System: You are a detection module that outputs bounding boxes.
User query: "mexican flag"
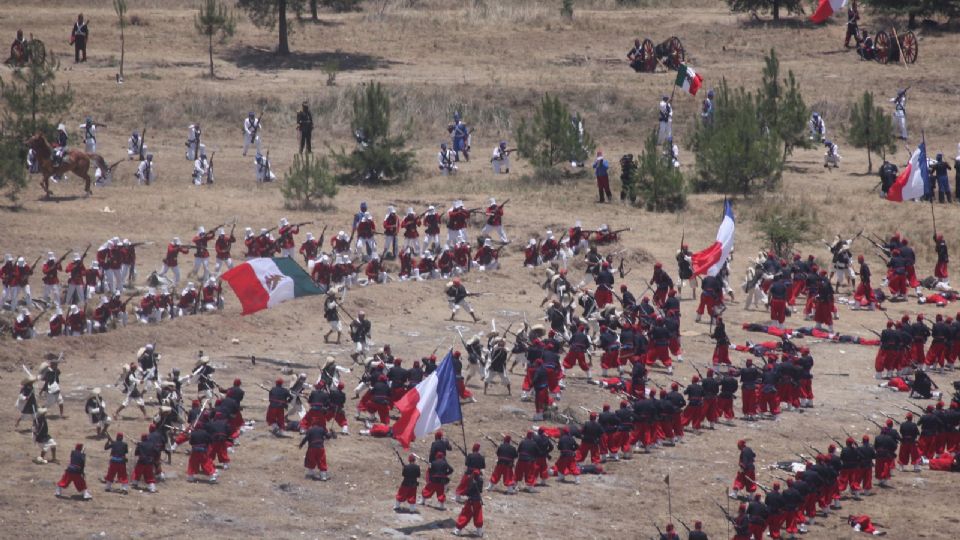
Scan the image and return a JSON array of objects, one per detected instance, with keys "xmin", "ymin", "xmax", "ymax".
[
  {"xmin": 675, "ymin": 64, "xmax": 703, "ymax": 96},
  {"xmin": 221, "ymin": 257, "xmax": 324, "ymax": 315}
]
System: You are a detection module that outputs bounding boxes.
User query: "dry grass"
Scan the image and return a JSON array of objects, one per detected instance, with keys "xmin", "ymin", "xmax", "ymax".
[{"xmin": 3, "ymin": 2, "xmax": 960, "ymax": 539}]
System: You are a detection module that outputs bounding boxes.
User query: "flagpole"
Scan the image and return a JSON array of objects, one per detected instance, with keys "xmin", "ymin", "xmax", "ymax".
[{"xmin": 666, "ymin": 467, "xmax": 673, "ymax": 525}]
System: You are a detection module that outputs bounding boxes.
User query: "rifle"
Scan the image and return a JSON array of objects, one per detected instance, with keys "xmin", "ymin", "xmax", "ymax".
[
  {"xmin": 139, "ymin": 126, "xmax": 147, "ymax": 161},
  {"xmin": 317, "ymin": 225, "xmax": 328, "ymax": 250},
  {"xmin": 860, "ymin": 324, "xmax": 882, "ymax": 338},
  {"xmin": 393, "ymin": 447, "xmax": 405, "ymax": 467},
  {"xmin": 294, "ymin": 221, "xmax": 314, "ymax": 228},
  {"xmin": 451, "ymin": 439, "xmax": 468, "ymax": 457},
  {"xmin": 861, "ymin": 414, "xmax": 883, "ymax": 430},
  {"xmin": 55, "ymin": 248, "xmax": 72, "ymax": 266},
  {"xmin": 653, "ymin": 523, "xmax": 663, "ymax": 538},
  {"xmin": 879, "ymin": 411, "xmax": 900, "ymax": 425},
  {"xmin": 206, "ymin": 151, "xmax": 216, "ymax": 184},
  {"xmin": 29, "ymin": 255, "xmax": 42, "ymax": 272},
  {"xmin": 229, "ymin": 220, "xmax": 237, "ymax": 239},
  {"xmin": 79, "ymin": 243, "xmax": 92, "ymax": 261},
  {"xmin": 677, "ymin": 519, "xmax": 692, "ymax": 533},
  {"xmin": 335, "ymin": 300, "xmax": 355, "ymax": 321},
  {"xmin": 690, "ymin": 361, "xmax": 703, "ymax": 378},
  {"xmin": 715, "ymin": 501, "xmax": 737, "ymax": 525},
  {"xmin": 480, "ymin": 432, "xmax": 499, "ymax": 448},
  {"xmin": 263, "ymin": 150, "xmax": 271, "ymax": 181},
  {"xmin": 611, "ymin": 228, "xmax": 631, "ymax": 235}
]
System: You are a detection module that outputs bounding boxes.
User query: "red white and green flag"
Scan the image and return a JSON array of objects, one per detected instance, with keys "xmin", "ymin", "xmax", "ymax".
[
  {"xmin": 675, "ymin": 64, "xmax": 703, "ymax": 96},
  {"xmin": 221, "ymin": 257, "xmax": 324, "ymax": 315}
]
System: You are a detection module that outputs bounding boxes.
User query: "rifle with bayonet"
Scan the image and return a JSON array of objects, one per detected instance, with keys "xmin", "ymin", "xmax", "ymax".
[{"xmin": 139, "ymin": 126, "xmax": 147, "ymax": 161}]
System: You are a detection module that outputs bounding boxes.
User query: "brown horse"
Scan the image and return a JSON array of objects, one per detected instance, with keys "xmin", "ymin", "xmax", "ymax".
[{"xmin": 25, "ymin": 133, "xmax": 107, "ymax": 198}]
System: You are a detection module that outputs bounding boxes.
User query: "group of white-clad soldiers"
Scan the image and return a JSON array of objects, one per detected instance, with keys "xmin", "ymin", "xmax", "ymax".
[{"xmin": 18, "ymin": 345, "xmax": 269, "ymax": 499}]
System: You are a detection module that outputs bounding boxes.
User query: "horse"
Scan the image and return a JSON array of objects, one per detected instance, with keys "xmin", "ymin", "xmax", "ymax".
[{"xmin": 24, "ymin": 132, "xmax": 107, "ymax": 198}]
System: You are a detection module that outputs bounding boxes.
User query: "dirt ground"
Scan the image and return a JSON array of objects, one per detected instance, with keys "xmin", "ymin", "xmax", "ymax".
[{"xmin": 2, "ymin": 1, "xmax": 960, "ymax": 538}]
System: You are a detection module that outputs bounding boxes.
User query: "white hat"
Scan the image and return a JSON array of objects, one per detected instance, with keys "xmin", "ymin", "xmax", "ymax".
[
  {"xmin": 92, "ymin": 387, "xmax": 101, "ymax": 395},
  {"xmin": 47, "ymin": 251, "xmax": 55, "ymax": 259},
  {"xmin": 91, "ymin": 261, "xmax": 99, "ymax": 268},
  {"xmin": 260, "ymin": 228, "xmax": 268, "ymax": 235},
  {"xmin": 484, "ymin": 239, "xmax": 492, "ymax": 247},
  {"xmin": 100, "ymin": 296, "xmax": 109, "ymax": 305},
  {"xmin": 489, "ymin": 197, "xmax": 496, "ymax": 205},
  {"xmin": 280, "ymin": 217, "xmax": 289, "ymax": 226},
  {"xmin": 546, "ymin": 230, "xmax": 554, "ymax": 239},
  {"xmin": 69, "ymin": 304, "xmax": 79, "ymax": 314},
  {"xmin": 575, "ymin": 220, "xmax": 582, "ymax": 227},
  {"xmin": 528, "ymin": 239, "xmax": 536, "ymax": 246},
  {"xmin": 218, "ymin": 228, "xmax": 225, "ymax": 236},
  {"xmin": 17, "ymin": 257, "xmax": 25, "ymax": 265},
  {"xmin": 428, "ymin": 205, "xmax": 436, "ymax": 212},
  {"xmin": 198, "ymin": 226, "xmax": 205, "ymax": 234},
  {"xmin": 387, "ymin": 205, "xmax": 396, "ymax": 213},
  {"xmin": 407, "ymin": 207, "xmax": 414, "ymax": 215},
  {"xmin": 306, "ymin": 232, "xmax": 314, "ymax": 240},
  {"xmin": 173, "ymin": 237, "xmax": 181, "ymax": 245},
  {"xmin": 147, "ymin": 287, "xmax": 156, "ymax": 295},
  {"xmin": 338, "ymin": 230, "xmax": 346, "ymax": 237}
]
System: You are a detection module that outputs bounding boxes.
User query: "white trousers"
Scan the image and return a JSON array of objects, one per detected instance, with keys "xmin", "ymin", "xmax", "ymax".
[{"xmin": 481, "ymin": 224, "xmax": 508, "ymax": 243}]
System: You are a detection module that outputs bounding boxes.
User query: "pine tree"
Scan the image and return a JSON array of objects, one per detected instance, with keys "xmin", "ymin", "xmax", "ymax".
[
  {"xmin": 515, "ymin": 94, "xmax": 594, "ymax": 176},
  {"xmin": 236, "ymin": 0, "xmax": 297, "ymax": 55},
  {"xmin": 846, "ymin": 91, "xmax": 896, "ymax": 173},
  {"xmin": 634, "ymin": 131, "xmax": 687, "ymax": 212},
  {"xmin": 114, "ymin": 0, "xmax": 127, "ymax": 80},
  {"xmin": 0, "ymin": 50, "xmax": 73, "ymax": 198},
  {"xmin": 689, "ymin": 80, "xmax": 783, "ymax": 196},
  {"xmin": 282, "ymin": 153, "xmax": 337, "ymax": 208},
  {"xmin": 332, "ymin": 82, "xmax": 414, "ymax": 185},
  {"xmin": 757, "ymin": 49, "xmax": 809, "ymax": 159},
  {"xmin": 196, "ymin": 0, "xmax": 236, "ymax": 78},
  {"xmin": 726, "ymin": 0, "xmax": 805, "ymax": 21}
]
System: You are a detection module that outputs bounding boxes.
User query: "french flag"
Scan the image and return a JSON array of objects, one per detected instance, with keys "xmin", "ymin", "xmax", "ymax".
[
  {"xmin": 392, "ymin": 350, "xmax": 463, "ymax": 449},
  {"xmin": 810, "ymin": 0, "xmax": 847, "ymax": 24},
  {"xmin": 887, "ymin": 142, "xmax": 929, "ymax": 202},
  {"xmin": 691, "ymin": 199, "xmax": 735, "ymax": 277}
]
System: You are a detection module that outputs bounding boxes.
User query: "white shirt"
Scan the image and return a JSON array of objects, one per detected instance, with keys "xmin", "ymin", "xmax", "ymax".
[
  {"xmin": 244, "ymin": 117, "xmax": 261, "ymax": 136},
  {"xmin": 79, "ymin": 123, "xmax": 97, "ymax": 142}
]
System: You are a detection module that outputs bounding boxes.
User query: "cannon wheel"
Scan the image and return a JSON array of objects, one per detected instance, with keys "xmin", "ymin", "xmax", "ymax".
[
  {"xmin": 640, "ymin": 38, "xmax": 656, "ymax": 72},
  {"xmin": 874, "ymin": 31, "xmax": 890, "ymax": 64},
  {"xmin": 900, "ymin": 30, "xmax": 918, "ymax": 64},
  {"xmin": 666, "ymin": 36, "xmax": 684, "ymax": 69},
  {"xmin": 26, "ymin": 38, "xmax": 46, "ymax": 65}
]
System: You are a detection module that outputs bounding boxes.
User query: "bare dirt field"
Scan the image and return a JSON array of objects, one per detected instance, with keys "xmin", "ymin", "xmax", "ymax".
[{"xmin": 2, "ymin": 1, "xmax": 960, "ymax": 538}]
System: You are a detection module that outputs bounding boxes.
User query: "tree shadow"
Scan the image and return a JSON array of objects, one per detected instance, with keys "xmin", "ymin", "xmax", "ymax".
[{"xmin": 223, "ymin": 46, "xmax": 394, "ymax": 72}]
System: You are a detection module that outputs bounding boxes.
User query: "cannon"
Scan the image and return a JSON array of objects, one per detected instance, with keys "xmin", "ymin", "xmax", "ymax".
[
  {"xmin": 628, "ymin": 36, "xmax": 685, "ymax": 73},
  {"xmin": 874, "ymin": 29, "xmax": 917, "ymax": 65}
]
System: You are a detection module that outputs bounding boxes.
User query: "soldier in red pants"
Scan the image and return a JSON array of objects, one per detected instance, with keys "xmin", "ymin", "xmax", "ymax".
[
  {"xmin": 104, "ymin": 432, "xmax": 129, "ymax": 493},
  {"xmin": 730, "ymin": 439, "xmax": 757, "ymax": 499},
  {"xmin": 453, "ymin": 470, "xmax": 484, "ymax": 537},
  {"xmin": 395, "ymin": 454, "xmax": 420, "ymax": 512},
  {"xmin": 55, "ymin": 443, "xmax": 92, "ymax": 499},
  {"xmin": 488, "ymin": 435, "xmax": 517, "ymax": 493},
  {"xmin": 186, "ymin": 426, "xmax": 217, "ymax": 483},
  {"xmin": 300, "ymin": 423, "xmax": 330, "ymax": 481}
]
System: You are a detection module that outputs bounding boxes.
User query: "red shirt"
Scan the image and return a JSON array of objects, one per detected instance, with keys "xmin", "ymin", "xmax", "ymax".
[
  {"xmin": 215, "ymin": 235, "xmax": 236, "ymax": 259},
  {"xmin": 357, "ymin": 220, "xmax": 375, "ymax": 239},
  {"xmin": 65, "ymin": 261, "xmax": 86, "ymax": 285},
  {"xmin": 299, "ymin": 240, "xmax": 319, "ymax": 260},
  {"xmin": 485, "ymin": 205, "xmax": 503, "ymax": 226},
  {"xmin": 278, "ymin": 225, "xmax": 299, "ymax": 249},
  {"xmin": 42, "ymin": 260, "xmax": 62, "ymax": 285},
  {"xmin": 192, "ymin": 232, "xmax": 216, "ymax": 258},
  {"xmin": 383, "ymin": 214, "xmax": 399, "ymax": 235},
  {"xmin": 401, "ymin": 215, "xmax": 421, "ymax": 238},
  {"xmin": 164, "ymin": 244, "xmax": 189, "ymax": 267}
]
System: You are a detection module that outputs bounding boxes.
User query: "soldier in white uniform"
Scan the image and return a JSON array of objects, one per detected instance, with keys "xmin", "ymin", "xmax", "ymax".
[
  {"xmin": 255, "ymin": 153, "xmax": 276, "ymax": 183},
  {"xmin": 491, "ymin": 141, "xmax": 510, "ymax": 174},
  {"xmin": 135, "ymin": 153, "xmax": 157, "ymax": 185},
  {"xmin": 127, "ymin": 131, "xmax": 145, "ymax": 159},
  {"xmin": 658, "ymin": 96, "xmax": 673, "ymax": 144},
  {"xmin": 809, "ymin": 112, "xmax": 826, "ymax": 142},
  {"xmin": 193, "ymin": 147, "xmax": 212, "ymax": 185},
  {"xmin": 185, "ymin": 124, "xmax": 201, "ymax": 160},
  {"xmin": 242, "ymin": 111, "xmax": 263, "ymax": 157},
  {"xmin": 79, "ymin": 117, "xmax": 97, "ymax": 153}
]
